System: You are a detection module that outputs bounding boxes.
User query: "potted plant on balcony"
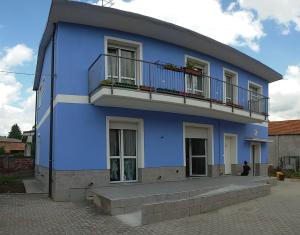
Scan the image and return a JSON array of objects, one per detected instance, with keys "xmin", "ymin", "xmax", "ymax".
[
  {"xmin": 157, "ymin": 88, "xmax": 180, "ymax": 95},
  {"xmin": 140, "ymin": 85, "xmax": 155, "ymax": 92},
  {"xmin": 184, "ymin": 61, "xmax": 202, "ymax": 76},
  {"xmin": 114, "ymin": 82, "xmax": 138, "ymax": 90},
  {"xmin": 100, "ymin": 79, "xmax": 112, "ymax": 86},
  {"xmin": 163, "ymin": 63, "xmax": 183, "ymax": 73}
]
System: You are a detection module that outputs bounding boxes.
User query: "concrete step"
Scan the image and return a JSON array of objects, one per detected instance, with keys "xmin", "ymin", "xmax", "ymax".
[
  {"xmin": 141, "ymin": 183, "xmax": 271, "ymax": 225},
  {"xmin": 87, "ymin": 177, "xmax": 276, "ymax": 216}
]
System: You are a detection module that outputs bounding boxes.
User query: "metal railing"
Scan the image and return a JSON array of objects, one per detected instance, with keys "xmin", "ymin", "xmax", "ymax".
[{"xmin": 88, "ymin": 54, "xmax": 269, "ymax": 118}]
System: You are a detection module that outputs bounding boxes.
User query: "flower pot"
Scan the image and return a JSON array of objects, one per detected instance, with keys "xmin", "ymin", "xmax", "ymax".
[
  {"xmin": 184, "ymin": 67, "xmax": 202, "ymax": 76},
  {"xmin": 140, "ymin": 85, "xmax": 155, "ymax": 92},
  {"xmin": 163, "ymin": 64, "xmax": 183, "ymax": 73}
]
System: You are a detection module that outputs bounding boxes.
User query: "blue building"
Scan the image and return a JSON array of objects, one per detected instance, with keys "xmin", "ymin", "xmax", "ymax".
[{"xmin": 34, "ymin": 0, "xmax": 282, "ymax": 201}]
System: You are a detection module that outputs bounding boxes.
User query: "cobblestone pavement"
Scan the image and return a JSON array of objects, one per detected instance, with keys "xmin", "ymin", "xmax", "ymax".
[{"xmin": 1, "ymin": 180, "xmax": 300, "ymax": 235}]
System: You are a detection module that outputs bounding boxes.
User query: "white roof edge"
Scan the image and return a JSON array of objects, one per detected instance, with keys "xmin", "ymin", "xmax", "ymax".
[{"xmin": 33, "ymin": 0, "xmax": 283, "ymax": 90}]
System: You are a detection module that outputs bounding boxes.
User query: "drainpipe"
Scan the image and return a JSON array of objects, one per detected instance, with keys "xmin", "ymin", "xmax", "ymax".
[
  {"xmin": 34, "ymin": 91, "xmax": 37, "ymax": 168},
  {"xmin": 49, "ymin": 23, "xmax": 56, "ymax": 198},
  {"xmin": 219, "ymin": 120, "xmax": 221, "ymax": 175}
]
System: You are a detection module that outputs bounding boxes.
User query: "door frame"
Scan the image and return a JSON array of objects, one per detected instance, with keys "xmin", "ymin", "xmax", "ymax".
[
  {"xmin": 188, "ymin": 138, "xmax": 208, "ymax": 176},
  {"xmin": 106, "ymin": 116, "xmax": 144, "ymax": 183},
  {"xmin": 223, "ymin": 133, "xmax": 238, "ymax": 175},
  {"xmin": 183, "ymin": 122, "xmax": 214, "ymax": 177},
  {"xmin": 250, "ymin": 142, "xmax": 261, "ymax": 176}
]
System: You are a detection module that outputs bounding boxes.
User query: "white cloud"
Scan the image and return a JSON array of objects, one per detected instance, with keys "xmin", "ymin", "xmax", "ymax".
[
  {"xmin": 92, "ymin": 0, "xmax": 265, "ymax": 52},
  {"xmin": 269, "ymin": 65, "xmax": 300, "ymax": 121},
  {"xmin": 239, "ymin": 0, "xmax": 300, "ymax": 34},
  {"xmin": 0, "ymin": 44, "xmax": 35, "ymax": 136}
]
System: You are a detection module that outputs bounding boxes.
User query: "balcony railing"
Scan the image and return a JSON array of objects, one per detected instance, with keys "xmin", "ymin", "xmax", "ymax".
[{"xmin": 88, "ymin": 54, "xmax": 269, "ymax": 119}]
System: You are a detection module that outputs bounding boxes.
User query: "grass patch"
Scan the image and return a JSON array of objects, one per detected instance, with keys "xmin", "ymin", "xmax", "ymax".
[{"xmin": 0, "ymin": 176, "xmax": 25, "ymax": 193}]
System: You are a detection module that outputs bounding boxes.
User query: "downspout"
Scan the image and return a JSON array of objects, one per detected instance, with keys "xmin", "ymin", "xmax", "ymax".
[
  {"xmin": 218, "ymin": 120, "xmax": 221, "ymax": 175},
  {"xmin": 49, "ymin": 23, "xmax": 56, "ymax": 198},
  {"xmin": 34, "ymin": 91, "xmax": 37, "ymax": 168}
]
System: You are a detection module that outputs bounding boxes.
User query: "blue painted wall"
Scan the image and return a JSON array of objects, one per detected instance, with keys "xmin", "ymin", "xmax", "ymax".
[
  {"xmin": 52, "ymin": 103, "xmax": 267, "ymax": 170},
  {"xmin": 36, "ymin": 22, "xmax": 269, "ymax": 170},
  {"xmin": 55, "ymin": 23, "xmax": 268, "ymax": 97}
]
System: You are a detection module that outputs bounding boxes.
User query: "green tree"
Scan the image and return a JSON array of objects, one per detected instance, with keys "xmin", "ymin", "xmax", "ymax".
[{"xmin": 8, "ymin": 124, "xmax": 22, "ymax": 140}]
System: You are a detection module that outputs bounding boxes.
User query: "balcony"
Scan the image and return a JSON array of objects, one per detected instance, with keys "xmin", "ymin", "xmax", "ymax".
[{"xmin": 88, "ymin": 54, "xmax": 268, "ymax": 123}]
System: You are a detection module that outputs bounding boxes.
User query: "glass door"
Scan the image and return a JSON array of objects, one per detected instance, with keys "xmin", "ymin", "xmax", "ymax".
[
  {"xmin": 189, "ymin": 138, "xmax": 207, "ymax": 176},
  {"xmin": 109, "ymin": 128, "xmax": 137, "ymax": 182},
  {"xmin": 249, "ymin": 85, "xmax": 260, "ymax": 113},
  {"xmin": 107, "ymin": 47, "xmax": 136, "ymax": 85},
  {"xmin": 186, "ymin": 69, "xmax": 204, "ymax": 95}
]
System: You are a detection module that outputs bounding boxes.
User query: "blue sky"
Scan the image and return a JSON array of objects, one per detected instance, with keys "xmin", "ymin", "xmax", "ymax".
[{"xmin": 0, "ymin": 0, "xmax": 300, "ymax": 135}]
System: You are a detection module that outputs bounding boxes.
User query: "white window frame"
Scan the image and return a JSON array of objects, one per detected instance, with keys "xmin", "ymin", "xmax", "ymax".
[
  {"xmin": 184, "ymin": 55, "xmax": 210, "ymax": 98},
  {"xmin": 248, "ymin": 81, "xmax": 263, "ymax": 113},
  {"xmin": 104, "ymin": 36, "xmax": 143, "ymax": 86},
  {"xmin": 106, "ymin": 116, "xmax": 144, "ymax": 183},
  {"xmin": 223, "ymin": 68, "xmax": 238, "ymax": 104}
]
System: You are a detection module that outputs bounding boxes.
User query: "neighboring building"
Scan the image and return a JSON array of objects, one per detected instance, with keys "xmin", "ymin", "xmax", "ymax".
[
  {"xmin": 0, "ymin": 137, "xmax": 25, "ymax": 155},
  {"xmin": 34, "ymin": 0, "xmax": 282, "ymax": 201},
  {"xmin": 23, "ymin": 130, "xmax": 35, "ymax": 157},
  {"xmin": 269, "ymin": 120, "xmax": 300, "ymax": 170}
]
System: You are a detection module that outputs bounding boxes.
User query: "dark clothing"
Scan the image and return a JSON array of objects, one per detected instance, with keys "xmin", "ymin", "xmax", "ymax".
[{"xmin": 241, "ymin": 165, "xmax": 251, "ymax": 176}]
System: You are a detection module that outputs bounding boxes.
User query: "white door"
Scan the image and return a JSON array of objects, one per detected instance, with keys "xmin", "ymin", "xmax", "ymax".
[
  {"xmin": 189, "ymin": 138, "xmax": 207, "ymax": 176},
  {"xmin": 224, "ymin": 135, "xmax": 237, "ymax": 175},
  {"xmin": 109, "ymin": 128, "xmax": 137, "ymax": 182},
  {"xmin": 250, "ymin": 143, "xmax": 261, "ymax": 176}
]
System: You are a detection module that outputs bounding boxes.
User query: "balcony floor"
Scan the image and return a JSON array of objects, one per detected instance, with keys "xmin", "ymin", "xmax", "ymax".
[{"xmin": 90, "ymin": 86, "xmax": 267, "ymax": 124}]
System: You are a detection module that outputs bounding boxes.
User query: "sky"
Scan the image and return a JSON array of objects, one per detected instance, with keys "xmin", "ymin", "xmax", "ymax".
[{"xmin": 1, "ymin": 0, "xmax": 300, "ymax": 136}]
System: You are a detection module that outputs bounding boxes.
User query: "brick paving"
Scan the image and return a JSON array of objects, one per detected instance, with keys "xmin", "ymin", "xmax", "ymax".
[{"xmin": 1, "ymin": 180, "xmax": 300, "ymax": 235}]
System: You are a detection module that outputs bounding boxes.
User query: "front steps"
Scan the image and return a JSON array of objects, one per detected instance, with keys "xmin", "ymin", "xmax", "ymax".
[{"xmin": 87, "ymin": 177, "xmax": 276, "ymax": 225}]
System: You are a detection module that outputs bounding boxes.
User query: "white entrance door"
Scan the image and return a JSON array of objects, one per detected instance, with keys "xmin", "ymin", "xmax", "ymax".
[
  {"xmin": 250, "ymin": 143, "xmax": 261, "ymax": 176},
  {"xmin": 224, "ymin": 135, "xmax": 237, "ymax": 175},
  {"xmin": 109, "ymin": 128, "xmax": 137, "ymax": 182},
  {"xmin": 189, "ymin": 138, "xmax": 207, "ymax": 176}
]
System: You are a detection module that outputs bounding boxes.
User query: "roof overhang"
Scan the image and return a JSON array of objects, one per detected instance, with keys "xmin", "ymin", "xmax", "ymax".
[
  {"xmin": 33, "ymin": 0, "xmax": 283, "ymax": 90},
  {"xmin": 245, "ymin": 138, "xmax": 272, "ymax": 143}
]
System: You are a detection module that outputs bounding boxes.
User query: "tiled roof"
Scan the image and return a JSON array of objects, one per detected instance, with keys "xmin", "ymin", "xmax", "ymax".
[
  {"xmin": 0, "ymin": 137, "xmax": 22, "ymax": 143},
  {"xmin": 269, "ymin": 120, "xmax": 300, "ymax": 136}
]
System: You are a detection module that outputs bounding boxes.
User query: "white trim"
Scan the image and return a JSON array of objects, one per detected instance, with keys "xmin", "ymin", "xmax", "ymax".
[
  {"xmin": 224, "ymin": 133, "xmax": 238, "ymax": 174},
  {"xmin": 223, "ymin": 68, "xmax": 239, "ymax": 104},
  {"xmin": 36, "ymin": 94, "xmax": 90, "ymax": 129},
  {"xmin": 104, "ymin": 36, "xmax": 143, "ymax": 85},
  {"xmin": 54, "ymin": 94, "xmax": 89, "ymax": 105},
  {"xmin": 36, "ymin": 107, "xmax": 50, "ymax": 129},
  {"xmin": 251, "ymin": 122, "xmax": 268, "ymax": 127},
  {"xmin": 184, "ymin": 55, "xmax": 211, "ymax": 98},
  {"xmin": 183, "ymin": 122, "xmax": 214, "ymax": 173},
  {"xmin": 106, "ymin": 116, "xmax": 144, "ymax": 171},
  {"xmin": 92, "ymin": 87, "xmax": 267, "ymax": 123}
]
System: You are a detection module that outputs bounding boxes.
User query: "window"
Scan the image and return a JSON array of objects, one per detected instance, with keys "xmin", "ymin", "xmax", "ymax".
[
  {"xmin": 249, "ymin": 82, "xmax": 262, "ymax": 113},
  {"xmin": 225, "ymin": 73, "xmax": 233, "ymax": 103},
  {"xmin": 223, "ymin": 69, "xmax": 238, "ymax": 104},
  {"xmin": 185, "ymin": 57, "xmax": 209, "ymax": 97},
  {"xmin": 106, "ymin": 38, "xmax": 141, "ymax": 85},
  {"xmin": 37, "ymin": 80, "xmax": 44, "ymax": 108}
]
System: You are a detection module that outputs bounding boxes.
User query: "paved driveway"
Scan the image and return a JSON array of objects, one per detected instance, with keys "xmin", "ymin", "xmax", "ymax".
[{"xmin": 1, "ymin": 179, "xmax": 300, "ymax": 235}]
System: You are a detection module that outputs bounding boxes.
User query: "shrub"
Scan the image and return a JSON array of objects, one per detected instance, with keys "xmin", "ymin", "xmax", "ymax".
[{"xmin": 0, "ymin": 147, "xmax": 5, "ymax": 156}]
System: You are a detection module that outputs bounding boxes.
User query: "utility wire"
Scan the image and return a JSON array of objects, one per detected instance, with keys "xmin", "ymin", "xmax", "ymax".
[{"xmin": 0, "ymin": 70, "xmax": 50, "ymax": 77}]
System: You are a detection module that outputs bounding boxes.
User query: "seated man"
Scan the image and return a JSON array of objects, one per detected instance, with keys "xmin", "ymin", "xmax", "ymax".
[{"xmin": 241, "ymin": 161, "xmax": 251, "ymax": 176}]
